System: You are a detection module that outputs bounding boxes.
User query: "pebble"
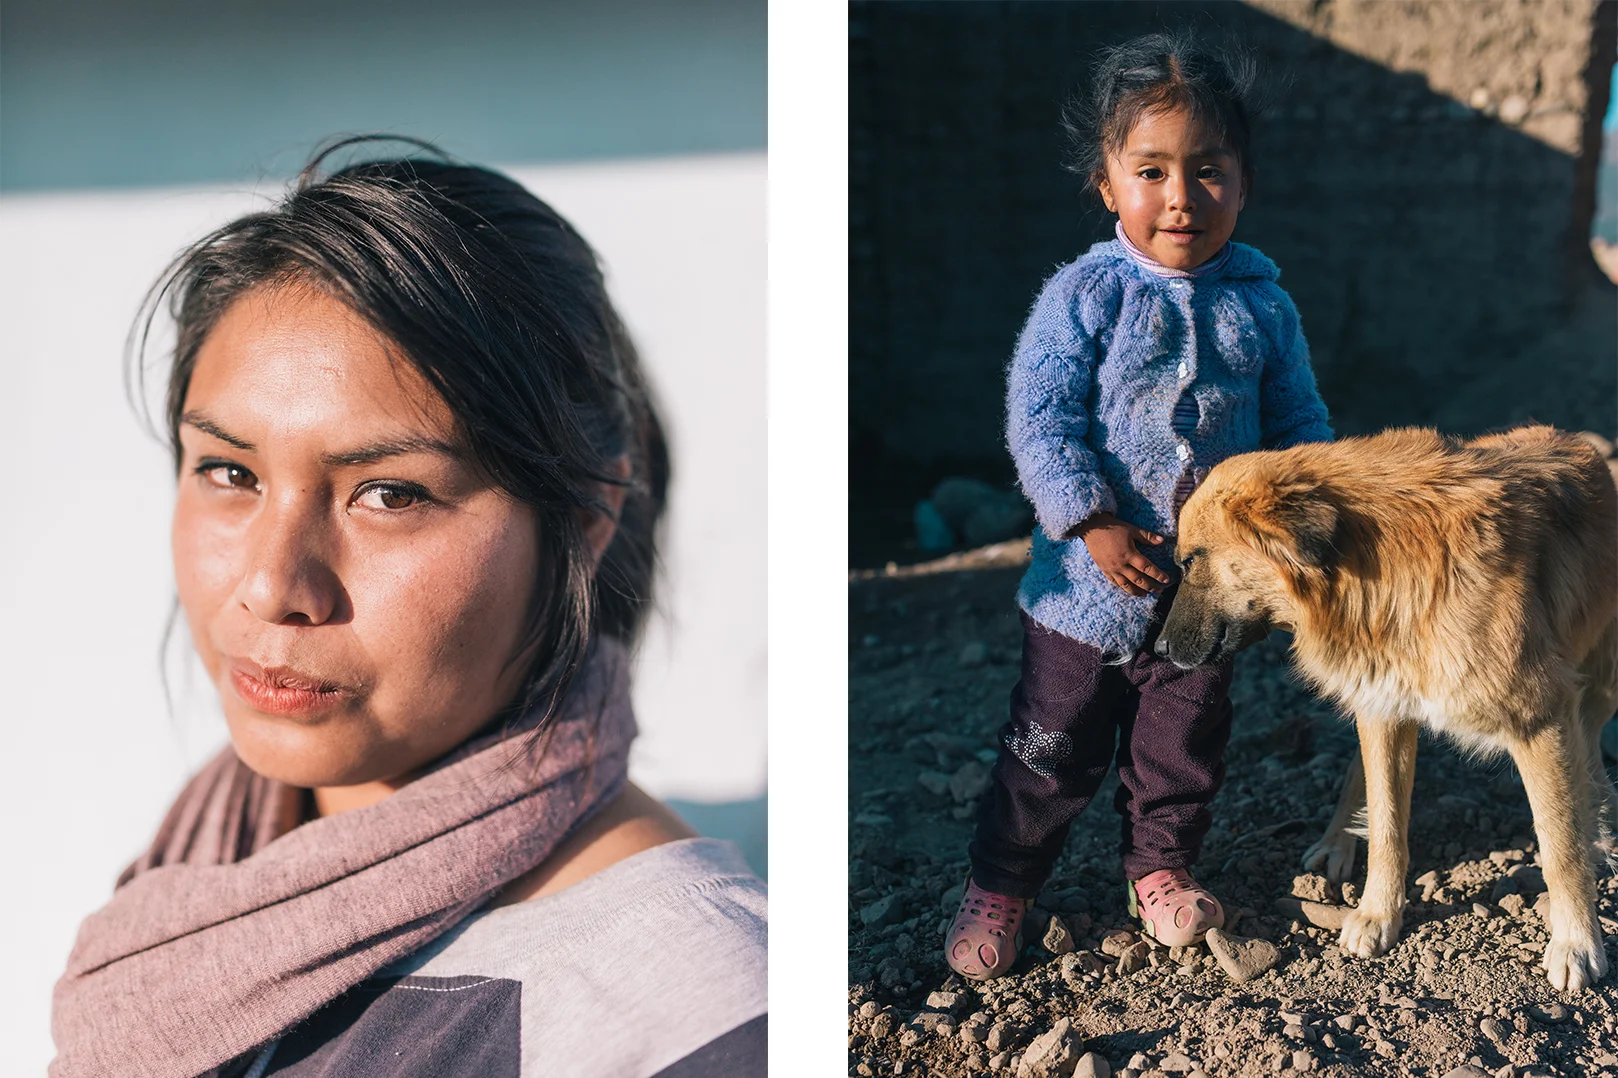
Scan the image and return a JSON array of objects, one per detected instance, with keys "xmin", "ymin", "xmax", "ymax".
[
  {"xmin": 950, "ymin": 760, "xmax": 992, "ymax": 803},
  {"xmin": 1073, "ymin": 1052, "xmax": 1111, "ymax": 1078},
  {"xmin": 1497, "ymin": 893, "xmax": 1525, "ymax": 917},
  {"xmin": 959, "ymin": 641, "xmax": 990, "ymax": 667},
  {"xmin": 1291, "ymin": 1050, "xmax": 1316, "ymax": 1073},
  {"xmin": 941, "ymin": 882, "xmax": 966, "ymax": 912},
  {"xmin": 916, "ymin": 771, "xmax": 952, "ymax": 797},
  {"xmin": 1274, "ymin": 897, "xmax": 1348, "ymax": 930},
  {"xmin": 1472, "ymin": 902, "xmax": 1493, "ymax": 918},
  {"xmin": 1331, "ymin": 1014, "xmax": 1356, "ymax": 1031},
  {"xmin": 1101, "ymin": 930, "xmax": 1138, "ymax": 957},
  {"xmin": 925, "ymin": 990, "xmax": 966, "ymax": 1013},
  {"xmin": 1531, "ymin": 1002, "xmax": 1569, "ymax": 1024},
  {"xmin": 1498, "ymin": 94, "xmax": 1530, "ymax": 124},
  {"xmin": 961, "ymin": 1021, "xmax": 990, "ymax": 1044},
  {"xmin": 1479, "ymin": 1017, "xmax": 1504, "ymax": 1042},
  {"xmin": 861, "ymin": 894, "xmax": 904, "ymax": 928},
  {"xmin": 1439, "ymin": 1067, "xmax": 1490, "ymax": 1078},
  {"xmin": 858, "ymin": 1000, "xmax": 880, "ymax": 1019},
  {"xmin": 1206, "ymin": 927, "xmax": 1282, "ymax": 984},
  {"xmin": 987, "ymin": 1021, "xmax": 1019, "ymax": 1052},
  {"xmin": 1117, "ymin": 940, "xmax": 1150, "ymax": 974},
  {"xmin": 1160, "ymin": 1051, "xmax": 1195, "ymax": 1072},
  {"xmin": 870, "ymin": 1010, "xmax": 897, "ymax": 1039},
  {"xmin": 1127, "ymin": 1054, "xmax": 1150, "ymax": 1071},
  {"xmin": 1016, "ymin": 1018, "xmax": 1079, "ymax": 1078},
  {"xmin": 1043, "ymin": 914, "xmax": 1076, "ymax": 955}
]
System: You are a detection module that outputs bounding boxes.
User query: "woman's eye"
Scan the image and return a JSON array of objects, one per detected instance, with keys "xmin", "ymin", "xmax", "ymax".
[
  {"xmin": 197, "ymin": 461, "xmax": 258, "ymax": 491},
  {"xmin": 1139, "ymin": 167, "xmax": 1163, "ymax": 180},
  {"xmin": 1198, "ymin": 166, "xmax": 1223, "ymax": 179},
  {"xmin": 355, "ymin": 484, "xmax": 426, "ymax": 511}
]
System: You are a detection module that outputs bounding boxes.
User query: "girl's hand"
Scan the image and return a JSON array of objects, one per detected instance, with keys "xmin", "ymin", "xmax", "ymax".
[{"xmin": 1070, "ymin": 512, "xmax": 1171, "ymax": 596}]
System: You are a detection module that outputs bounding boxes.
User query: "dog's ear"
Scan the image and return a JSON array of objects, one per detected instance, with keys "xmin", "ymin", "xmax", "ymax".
[{"xmin": 1223, "ymin": 476, "xmax": 1339, "ymax": 574}]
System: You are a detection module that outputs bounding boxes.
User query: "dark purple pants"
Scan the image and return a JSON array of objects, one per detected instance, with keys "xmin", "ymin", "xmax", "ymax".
[{"xmin": 969, "ymin": 587, "xmax": 1234, "ymax": 897}]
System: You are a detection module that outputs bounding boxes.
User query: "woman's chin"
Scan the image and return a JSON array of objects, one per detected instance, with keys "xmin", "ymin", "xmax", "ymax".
[{"xmin": 222, "ymin": 705, "xmax": 389, "ymax": 789}]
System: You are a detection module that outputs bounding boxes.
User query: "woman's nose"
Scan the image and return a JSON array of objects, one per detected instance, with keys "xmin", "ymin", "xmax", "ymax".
[{"xmin": 233, "ymin": 494, "xmax": 341, "ymax": 626}]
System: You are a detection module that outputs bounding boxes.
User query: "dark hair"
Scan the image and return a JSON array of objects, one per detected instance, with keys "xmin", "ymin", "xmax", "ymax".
[
  {"xmin": 131, "ymin": 134, "xmax": 669, "ymax": 732},
  {"xmin": 1064, "ymin": 30, "xmax": 1262, "ymax": 194}
]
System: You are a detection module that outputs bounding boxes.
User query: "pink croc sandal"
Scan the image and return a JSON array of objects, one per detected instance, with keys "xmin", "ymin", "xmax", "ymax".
[
  {"xmin": 944, "ymin": 878, "xmax": 1029, "ymax": 981},
  {"xmin": 1129, "ymin": 868, "xmax": 1225, "ymax": 947}
]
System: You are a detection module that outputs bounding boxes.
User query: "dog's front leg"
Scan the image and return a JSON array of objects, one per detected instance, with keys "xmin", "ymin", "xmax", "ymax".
[
  {"xmin": 1304, "ymin": 750, "xmax": 1364, "ymax": 882},
  {"xmin": 1510, "ymin": 719, "xmax": 1608, "ymax": 992},
  {"xmin": 1339, "ymin": 717, "xmax": 1416, "ymax": 959}
]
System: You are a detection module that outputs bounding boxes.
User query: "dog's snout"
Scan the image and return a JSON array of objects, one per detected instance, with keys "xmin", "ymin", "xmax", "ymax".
[{"xmin": 1153, "ymin": 635, "xmax": 1170, "ymax": 658}]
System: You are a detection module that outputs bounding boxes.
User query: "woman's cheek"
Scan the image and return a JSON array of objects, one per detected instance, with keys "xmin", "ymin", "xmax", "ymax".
[{"xmin": 172, "ymin": 495, "xmax": 246, "ymax": 676}]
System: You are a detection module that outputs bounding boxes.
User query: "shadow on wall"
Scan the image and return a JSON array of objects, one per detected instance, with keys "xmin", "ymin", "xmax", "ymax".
[
  {"xmin": 667, "ymin": 796, "xmax": 768, "ymax": 879},
  {"xmin": 849, "ymin": 0, "xmax": 1618, "ymax": 567}
]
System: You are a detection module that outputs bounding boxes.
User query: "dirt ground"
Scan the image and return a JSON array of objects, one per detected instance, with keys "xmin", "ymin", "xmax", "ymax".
[{"xmin": 847, "ymin": 559, "xmax": 1618, "ymax": 1078}]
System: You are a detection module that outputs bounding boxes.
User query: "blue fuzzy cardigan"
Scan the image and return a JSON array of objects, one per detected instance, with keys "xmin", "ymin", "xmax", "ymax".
[{"xmin": 1007, "ymin": 239, "xmax": 1333, "ymax": 657}]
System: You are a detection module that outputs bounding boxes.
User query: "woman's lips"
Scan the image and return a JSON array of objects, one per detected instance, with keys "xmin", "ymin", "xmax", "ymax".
[{"xmin": 228, "ymin": 660, "xmax": 350, "ymax": 718}]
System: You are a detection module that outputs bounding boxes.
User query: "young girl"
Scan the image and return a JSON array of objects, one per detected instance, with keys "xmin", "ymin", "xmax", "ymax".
[{"xmin": 946, "ymin": 33, "xmax": 1333, "ymax": 980}]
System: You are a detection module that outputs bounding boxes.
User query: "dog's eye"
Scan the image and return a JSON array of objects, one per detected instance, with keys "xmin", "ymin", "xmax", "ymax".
[{"xmin": 1180, "ymin": 553, "xmax": 1195, "ymax": 573}]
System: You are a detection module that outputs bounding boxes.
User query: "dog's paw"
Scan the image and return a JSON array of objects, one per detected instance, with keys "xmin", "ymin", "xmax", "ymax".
[
  {"xmin": 1543, "ymin": 932, "xmax": 1608, "ymax": 992},
  {"xmin": 1303, "ymin": 832, "xmax": 1358, "ymax": 883},
  {"xmin": 1339, "ymin": 906, "xmax": 1402, "ymax": 958}
]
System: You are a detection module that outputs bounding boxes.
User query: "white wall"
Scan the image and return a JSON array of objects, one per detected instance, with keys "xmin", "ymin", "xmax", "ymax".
[{"xmin": 0, "ymin": 150, "xmax": 764, "ymax": 1073}]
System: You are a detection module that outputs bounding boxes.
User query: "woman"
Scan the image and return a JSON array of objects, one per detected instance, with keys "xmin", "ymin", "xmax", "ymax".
[{"xmin": 49, "ymin": 138, "xmax": 767, "ymax": 1078}]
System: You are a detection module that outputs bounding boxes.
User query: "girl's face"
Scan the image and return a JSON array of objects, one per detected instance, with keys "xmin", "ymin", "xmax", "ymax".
[
  {"xmin": 1097, "ymin": 105, "xmax": 1246, "ymax": 271},
  {"xmin": 172, "ymin": 283, "xmax": 540, "ymax": 805}
]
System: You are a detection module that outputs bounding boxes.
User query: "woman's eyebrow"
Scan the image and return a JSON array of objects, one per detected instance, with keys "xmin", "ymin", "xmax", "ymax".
[{"xmin": 181, "ymin": 410, "xmax": 462, "ymax": 466}]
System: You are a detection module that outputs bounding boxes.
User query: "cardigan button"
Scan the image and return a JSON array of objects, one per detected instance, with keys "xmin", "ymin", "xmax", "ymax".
[
  {"xmin": 1176, "ymin": 443, "xmax": 1191, "ymax": 461},
  {"xmin": 1177, "ymin": 362, "xmax": 1189, "ymax": 379}
]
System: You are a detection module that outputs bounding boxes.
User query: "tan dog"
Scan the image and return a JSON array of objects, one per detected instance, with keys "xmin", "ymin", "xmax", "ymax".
[{"xmin": 1157, "ymin": 426, "xmax": 1618, "ymax": 991}]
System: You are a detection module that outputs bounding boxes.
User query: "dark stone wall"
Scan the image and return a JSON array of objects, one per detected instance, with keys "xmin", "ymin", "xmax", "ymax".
[{"xmin": 849, "ymin": 0, "xmax": 1616, "ymax": 561}]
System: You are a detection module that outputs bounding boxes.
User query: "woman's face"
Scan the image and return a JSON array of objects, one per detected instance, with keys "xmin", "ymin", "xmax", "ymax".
[{"xmin": 172, "ymin": 282, "xmax": 540, "ymax": 795}]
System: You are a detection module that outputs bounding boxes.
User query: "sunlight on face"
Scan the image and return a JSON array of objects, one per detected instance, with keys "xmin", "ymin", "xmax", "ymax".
[
  {"xmin": 1098, "ymin": 105, "xmax": 1247, "ymax": 271},
  {"xmin": 171, "ymin": 282, "xmax": 540, "ymax": 804}
]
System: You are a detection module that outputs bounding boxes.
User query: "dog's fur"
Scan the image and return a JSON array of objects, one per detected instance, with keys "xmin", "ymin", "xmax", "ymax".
[{"xmin": 1158, "ymin": 425, "xmax": 1618, "ymax": 991}]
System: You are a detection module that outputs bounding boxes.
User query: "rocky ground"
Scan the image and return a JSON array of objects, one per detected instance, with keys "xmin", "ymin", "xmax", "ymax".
[{"xmin": 847, "ymin": 559, "xmax": 1618, "ymax": 1078}]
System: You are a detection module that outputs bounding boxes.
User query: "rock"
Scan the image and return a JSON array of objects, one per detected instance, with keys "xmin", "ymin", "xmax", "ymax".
[
  {"xmin": 1507, "ymin": 864, "xmax": 1545, "ymax": 893},
  {"xmin": 1292, "ymin": 1050, "xmax": 1316, "ymax": 1073},
  {"xmin": 1331, "ymin": 1014, "xmax": 1355, "ymax": 1031},
  {"xmin": 1497, "ymin": 893, "xmax": 1525, "ymax": 917},
  {"xmin": 959, "ymin": 641, "xmax": 990, "ymax": 668},
  {"xmin": 987, "ymin": 1021, "xmax": 1023, "ymax": 1052},
  {"xmin": 1531, "ymin": 1002, "xmax": 1569, "ymax": 1024},
  {"xmin": 1117, "ymin": 941, "xmax": 1150, "ymax": 974},
  {"xmin": 1498, "ymin": 94, "xmax": 1530, "ymax": 124},
  {"xmin": 1016, "ymin": 1018, "xmax": 1080, "ymax": 1077},
  {"xmin": 990, "ymin": 1052, "xmax": 1011, "ymax": 1072},
  {"xmin": 1472, "ymin": 902, "xmax": 1493, "ymax": 918},
  {"xmin": 1490, "ymin": 876, "xmax": 1520, "ymax": 902},
  {"xmin": 1206, "ymin": 927, "xmax": 1282, "ymax": 984},
  {"xmin": 858, "ymin": 1000, "xmax": 881, "ymax": 1019},
  {"xmin": 1127, "ymin": 1054, "xmax": 1150, "ymax": 1072},
  {"xmin": 870, "ymin": 1010, "xmax": 897, "ymax": 1039},
  {"xmin": 1440, "ymin": 1068, "xmax": 1491, "ymax": 1078},
  {"xmin": 1043, "ymin": 914, "xmax": 1076, "ymax": 955},
  {"xmin": 1274, "ymin": 897, "xmax": 1348, "ymax": 930},
  {"xmin": 950, "ymin": 760, "xmax": 992, "ymax": 803},
  {"xmin": 916, "ymin": 771, "xmax": 952, "ymax": 797},
  {"xmin": 861, "ymin": 894, "xmax": 904, "ymax": 928},
  {"xmin": 1073, "ymin": 1053, "xmax": 1111, "ymax": 1078},
  {"xmin": 930, "ymin": 477, "xmax": 1034, "ymax": 548},
  {"xmin": 942, "ymin": 881, "xmax": 966, "ymax": 912},
  {"xmin": 1479, "ymin": 1017, "xmax": 1504, "ymax": 1042},
  {"xmin": 1160, "ymin": 1051, "xmax": 1195, "ymax": 1072},
  {"xmin": 914, "ymin": 499, "xmax": 955, "ymax": 552},
  {"xmin": 1291, "ymin": 874, "xmax": 1334, "ymax": 903},
  {"xmin": 926, "ymin": 990, "xmax": 967, "ymax": 1014},
  {"xmin": 1101, "ymin": 930, "xmax": 1138, "ymax": 957}
]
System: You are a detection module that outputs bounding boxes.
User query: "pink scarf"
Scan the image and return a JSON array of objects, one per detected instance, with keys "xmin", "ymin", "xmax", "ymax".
[{"xmin": 51, "ymin": 638, "xmax": 636, "ymax": 1078}]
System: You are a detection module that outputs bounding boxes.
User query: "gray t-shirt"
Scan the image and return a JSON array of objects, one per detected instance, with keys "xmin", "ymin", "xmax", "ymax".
[{"xmin": 239, "ymin": 838, "xmax": 766, "ymax": 1077}]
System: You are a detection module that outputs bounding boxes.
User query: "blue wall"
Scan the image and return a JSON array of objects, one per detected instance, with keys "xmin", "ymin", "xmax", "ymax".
[{"xmin": 0, "ymin": 0, "xmax": 765, "ymax": 192}]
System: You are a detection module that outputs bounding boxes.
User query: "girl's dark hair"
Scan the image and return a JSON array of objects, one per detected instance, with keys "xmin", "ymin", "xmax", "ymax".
[
  {"xmin": 1064, "ymin": 30, "xmax": 1262, "ymax": 193},
  {"xmin": 131, "ymin": 134, "xmax": 668, "ymax": 733}
]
